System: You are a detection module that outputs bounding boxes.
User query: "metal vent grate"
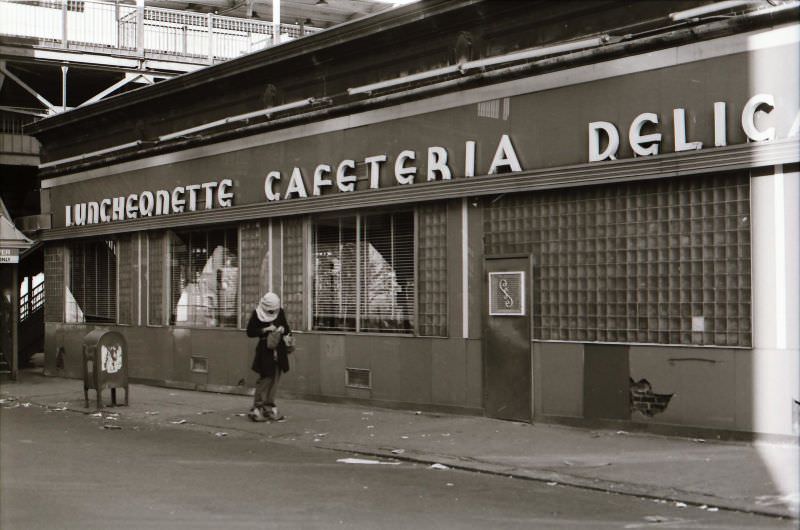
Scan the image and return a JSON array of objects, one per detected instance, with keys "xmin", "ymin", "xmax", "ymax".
[
  {"xmin": 345, "ymin": 368, "xmax": 371, "ymax": 389},
  {"xmin": 190, "ymin": 356, "xmax": 208, "ymax": 373}
]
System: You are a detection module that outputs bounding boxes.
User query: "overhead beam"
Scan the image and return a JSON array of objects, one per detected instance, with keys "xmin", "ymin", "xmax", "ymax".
[
  {"xmin": 79, "ymin": 73, "xmax": 157, "ymax": 107},
  {"xmin": 0, "ymin": 60, "xmax": 58, "ymax": 113}
]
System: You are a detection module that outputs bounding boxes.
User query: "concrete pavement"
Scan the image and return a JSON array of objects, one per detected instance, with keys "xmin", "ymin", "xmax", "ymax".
[{"xmin": 1, "ymin": 370, "xmax": 797, "ymax": 520}]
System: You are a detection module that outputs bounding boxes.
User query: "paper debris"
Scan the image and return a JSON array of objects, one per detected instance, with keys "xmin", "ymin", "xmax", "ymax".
[
  {"xmin": 547, "ymin": 482, "xmax": 558, "ymax": 486},
  {"xmin": 446, "ymin": 483, "xmax": 454, "ymax": 487},
  {"xmin": 170, "ymin": 419, "xmax": 187, "ymax": 425},
  {"xmin": 391, "ymin": 449, "xmax": 405, "ymax": 455},
  {"xmin": 429, "ymin": 463, "xmax": 449, "ymax": 470},
  {"xmin": 674, "ymin": 502, "xmax": 687, "ymax": 508},
  {"xmin": 21, "ymin": 403, "xmax": 32, "ymax": 408},
  {"xmin": 214, "ymin": 432, "xmax": 228, "ymax": 437},
  {"xmin": 103, "ymin": 424, "xmax": 122, "ymax": 430},
  {"xmin": 145, "ymin": 411, "xmax": 159, "ymax": 415},
  {"xmin": 89, "ymin": 412, "xmax": 104, "ymax": 417},
  {"xmin": 337, "ymin": 458, "xmax": 400, "ymax": 465},
  {"xmin": 197, "ymin": 410, "xmax": 214, "ymax": 415}
]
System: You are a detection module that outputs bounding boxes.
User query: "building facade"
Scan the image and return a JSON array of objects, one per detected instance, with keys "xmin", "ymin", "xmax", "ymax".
[{"xmin": 29, "ymin": 0, "xmax": 799, "ymax": 437}]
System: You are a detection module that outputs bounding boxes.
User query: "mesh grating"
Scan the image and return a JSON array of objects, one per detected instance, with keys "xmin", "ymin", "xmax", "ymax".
[
  {"xmin": 345, "ymin": 367, "xmax": 372, "ymax": 389},
  {"xmin": 484, "ymin": 173, "xmax": 751, "ymax": 347},
  {"xmin": 417, "ymin": 203, "xmax": 448, "ymax": 336}
]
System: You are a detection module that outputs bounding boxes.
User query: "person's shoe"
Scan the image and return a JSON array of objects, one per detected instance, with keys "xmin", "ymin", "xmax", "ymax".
[
  {"xmin": 265, "ymin": 406, "xmax": 284, "ymax": 421},
  {"xmin": 248, "ymin": 407, "xmax": 267, "ymax": 422}
]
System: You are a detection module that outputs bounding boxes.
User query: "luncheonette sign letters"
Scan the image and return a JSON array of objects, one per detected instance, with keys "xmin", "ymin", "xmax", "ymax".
[
  {"xmin": 65, "ymin": 179, "xmax": 233, "ymax": 226},
  {"xmin": 62, "ymin": 93, "xmax": 796, "ymax": 227}
]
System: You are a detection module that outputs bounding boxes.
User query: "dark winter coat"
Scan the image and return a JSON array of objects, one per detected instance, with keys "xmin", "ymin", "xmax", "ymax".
[{"xmin": 247, "ymin": 308, "xmax": 292, "ymax": 378}]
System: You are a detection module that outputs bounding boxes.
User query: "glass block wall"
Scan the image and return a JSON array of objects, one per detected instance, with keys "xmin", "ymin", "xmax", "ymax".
[
  {"xmin": 239, "ymin": 221, "xmax": 270, "ymax": 328},
  {"xmin": 147, "ymin": 231, "xmax": 165, "ymax": 326},
  {"xmin": 44, "ymin": 244, "xmax": 64, "ymax": 323},
  {"xmin": 417, "ymin": 203, "xmax": 448, "ymax": 337},
  {"xmin": 282, "ymin": 217, "xmax": 306, "ymax": 330},
  {"xmin": 117, "ymin": 234, "xmax": 133, "ymax": 325},
  {"xmin": 484, "ymin": 173, "xmax": 751, "ymax": 347}
]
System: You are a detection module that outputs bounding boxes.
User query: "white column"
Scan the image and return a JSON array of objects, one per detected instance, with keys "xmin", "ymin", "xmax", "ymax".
[
  {"xmin": 751, "ymin": 164, "xmax": 800, "ymax": 436},
  {"xmin": 272, "ymin": 0, "xmax": 280, "ymax": 46}
]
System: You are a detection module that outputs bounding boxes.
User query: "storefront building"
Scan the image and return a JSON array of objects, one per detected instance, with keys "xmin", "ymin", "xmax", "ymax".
[{"xmin": 28, "ymin": 1, "xmax": 799, "ymax": 437}]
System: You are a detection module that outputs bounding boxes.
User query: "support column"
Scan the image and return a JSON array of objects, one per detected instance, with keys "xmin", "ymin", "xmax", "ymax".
[
  {"xmin": 751, "ymin": 164, "xmax": 800, "ymax": 436},
  {"xmin": 11, "ymin": 264, "xmax": 19, "ymax": 380},
  {"xmin": 272, "ymin": 0, "xmax": 280, "ymax": 46},
  {"xmin": 61, "ymin": 66, "xmax": 68, "ymax": 113}
]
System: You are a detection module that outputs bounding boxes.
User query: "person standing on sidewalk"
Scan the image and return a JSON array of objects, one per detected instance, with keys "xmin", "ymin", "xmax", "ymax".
[{"xmin": 246, "ymin": 292, "xmax": 293, "ymax": 422}]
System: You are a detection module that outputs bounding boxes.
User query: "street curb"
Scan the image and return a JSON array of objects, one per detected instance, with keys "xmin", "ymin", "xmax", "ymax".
[{"xmin": 317, "ymin": 442, "xmax": 797, "ymax": 520}]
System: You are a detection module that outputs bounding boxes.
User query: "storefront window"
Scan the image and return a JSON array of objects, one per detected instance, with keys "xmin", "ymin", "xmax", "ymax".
[
  {"xmin": 313, "ymin": 212, "xmax": 414, "ymax": 333},
  {"xmin": 66, "ymin": 239, "xmax": 117, "ymax": 323},
  {"xmin": 169, "ymin": 227, "xmax": 239, "ymax": 328}
]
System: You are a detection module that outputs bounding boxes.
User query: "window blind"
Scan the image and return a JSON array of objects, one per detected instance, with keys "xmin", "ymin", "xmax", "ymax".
[
  {"xmin": 360, "ymin": 213, "xmax": 414, "ymax": 333},
  {"xmin": 169, "ymin": 227, "xmax": 239, "ymax": 328},
  {"xmin": 66, "ymin": 239, "xmax": 117, "ymax": 323},
  {"xmin": 312, "ymin": 212, "xmax": 415, "ymax": 334},
  {"xmin": 313, "ymin": 216, "xmax": 357, "ymax": 331}
]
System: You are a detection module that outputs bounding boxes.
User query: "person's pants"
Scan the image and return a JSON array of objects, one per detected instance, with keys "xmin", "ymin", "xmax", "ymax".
[{"xmin": 253, "ymin": 370, "xmax": 281, "ymax": 410}]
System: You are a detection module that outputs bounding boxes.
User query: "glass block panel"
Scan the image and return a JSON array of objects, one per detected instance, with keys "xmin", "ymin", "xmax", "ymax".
[
  {"xmin": 117, "ymin": 235, "xmax": 133, "ymax": 326},
  {"xmin": 283, "ymin": 217, "xmax": 305, "ymax": 329},
  {"xmin": 44, "ymin": 244, "xmax": 64, "ymax": 323},
  {"xmin": 239, "ymin": 221, "xmax": 270, "ymax": 328},
  {"xmin": 417, "ymin": 203, "xmax": 448, "ymax": 336},
  {"xmin": 484, "ymin": 173, "xmax": 751, "ymax": 347},
  {"xmin": 148, "ymin": 231, "xmax": 165, "ymax": 326}
]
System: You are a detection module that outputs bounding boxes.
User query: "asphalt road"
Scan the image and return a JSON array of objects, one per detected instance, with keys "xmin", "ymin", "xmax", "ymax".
[{"xmin": 1, "ymin": 403, "xmax": 794, "ymax": 530}]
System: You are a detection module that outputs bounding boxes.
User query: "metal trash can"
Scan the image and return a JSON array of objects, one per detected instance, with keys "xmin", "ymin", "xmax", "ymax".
[{"xmin": 83, "ymin": 329, "xmax": 129, "ymax": 409}]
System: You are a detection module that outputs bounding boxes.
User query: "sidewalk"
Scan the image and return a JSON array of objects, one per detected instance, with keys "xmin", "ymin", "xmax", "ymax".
[{"xmin": 1, "ymin": 370, "xmax": 797, "ymax": 519}]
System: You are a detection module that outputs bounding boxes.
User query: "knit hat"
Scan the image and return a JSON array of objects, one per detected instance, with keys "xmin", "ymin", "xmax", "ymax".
[{"xmin": 255, "ymin": 292, "xmax": 280, "ymax": 323}]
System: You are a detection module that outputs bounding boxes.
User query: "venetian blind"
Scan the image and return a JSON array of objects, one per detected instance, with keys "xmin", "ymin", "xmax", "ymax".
[
  {"xmin": 313, "ymin": 216, "xmax": 357, "ymax": 331},
  {"xmin": 67, "ymin": 239, "xmax": 117, "ymax": 323},
  {"xmin": 169, "ymin": 227, "xmax": 239, "ymax": 328},
  {"xmin": 360, "ymin": 212, "xmax": 415, "ymax": 333}
]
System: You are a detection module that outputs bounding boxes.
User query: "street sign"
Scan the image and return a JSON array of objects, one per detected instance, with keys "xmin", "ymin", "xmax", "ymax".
[{"xmin": 0, "ymin": 248, "xmax": 19, "ymax": 263}]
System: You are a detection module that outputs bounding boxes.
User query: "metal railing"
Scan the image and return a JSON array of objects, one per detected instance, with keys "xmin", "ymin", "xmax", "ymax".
[
  {"xmin": 0, "ymin": 0, "xmax": 322, "ymax": 63},
  {"xmin": 19, "ymin": 281, "xmax": 45, "ymax": 322},
  {"xmin": 0, "ymin": 110, "xmax": 41, "ymax": 156}
]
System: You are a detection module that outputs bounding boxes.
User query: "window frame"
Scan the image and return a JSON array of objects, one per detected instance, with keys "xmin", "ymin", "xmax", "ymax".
[
  {"xmin": 311, "ymin": 209, "xmax": 417, "ymax": 335},
  {"xmin": 167, "ymin": 225, "xmax": 241, "ymax": 329},
  {"xmin": 64, "ymin": 237, "xmax": 119, "ymax": 325}
]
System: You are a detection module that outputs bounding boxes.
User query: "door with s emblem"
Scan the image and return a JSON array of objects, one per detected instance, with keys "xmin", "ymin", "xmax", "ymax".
[{"xmin": 483, "ymin": 257, "xmax": 531, "ymax": 421}]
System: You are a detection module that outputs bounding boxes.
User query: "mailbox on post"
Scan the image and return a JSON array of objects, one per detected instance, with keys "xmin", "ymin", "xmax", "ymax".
[{"xmin": 83, "ymin": 329, "xmax": 129, "ymax": 409}]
